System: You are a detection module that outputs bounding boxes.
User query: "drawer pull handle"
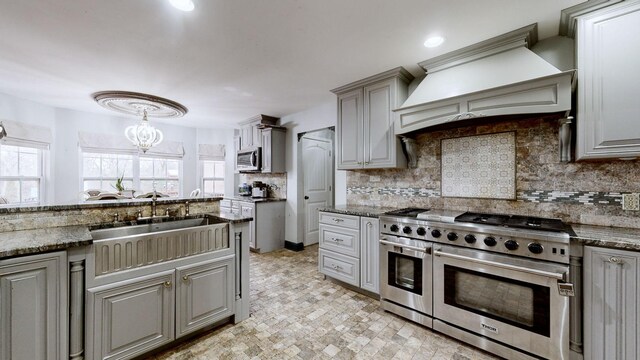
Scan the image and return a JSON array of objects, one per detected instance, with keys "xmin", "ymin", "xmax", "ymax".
[
  {"xmin": 609, "ymin": 257, "xmax": 623, "ymax": 264},
  {"xmin": 331, "ymin": 264, "xmax": 343, "ymax": 271},
  {"xmin": 331, "ymin": 238, "xmax": 344, "ymax": 243},
  {"xmin": 332, "ymin": 218, "xmax": 344, "ymax": 223},
  {"xmin": 164, "ymin": 281, "xmax": 172, "ymax": 288}
]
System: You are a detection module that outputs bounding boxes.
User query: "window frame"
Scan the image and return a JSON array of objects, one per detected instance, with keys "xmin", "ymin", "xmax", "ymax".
[
  {"xmin": 0, "ymin": 140, "xmax": 47, "ymax": 205},
  {"xmin": 200, "ymin": 159, "xmax": 225, "ymax": 197},
  {"xmin": 138, "ymin": 155, "xmax": 183, "ymax": 198}
]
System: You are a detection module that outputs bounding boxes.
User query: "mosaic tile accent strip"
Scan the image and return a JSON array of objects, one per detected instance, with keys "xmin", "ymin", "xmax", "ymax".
[
  {"xmin": 441, "ymin": 132, "xmax": 516, "ymax": 199},
  {"xmin": 518, "ymin": 191, "xmax": 625, "ymax": 205},
  {"xmin": 379, "ymin": 187, "xmax": 441, "ymax": 197}
]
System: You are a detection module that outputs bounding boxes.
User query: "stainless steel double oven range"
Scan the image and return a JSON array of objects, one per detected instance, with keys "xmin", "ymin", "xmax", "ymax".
[{"xmin": 379, "ymin": 208, "xmax": 576, "ymax": 360}]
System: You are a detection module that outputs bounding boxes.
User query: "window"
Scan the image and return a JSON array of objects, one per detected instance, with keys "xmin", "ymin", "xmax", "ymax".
[
  {"xmin": 80, "ymin": 152, "xmax": 182, "ymax": 198},
  {"xmin": 0, "ymin": 143, "xmax": 44, "ymax": 205},
  {"xmin": 81, "ymin": 153, "xmax": 134, "ymax": 192},
  {"xmin": 202, "ymin": 160, "xmax": 225, "ymax": 196},
  {"xmin": 140, "ymin": 156, "xmax": 181, "ymax": 197}
]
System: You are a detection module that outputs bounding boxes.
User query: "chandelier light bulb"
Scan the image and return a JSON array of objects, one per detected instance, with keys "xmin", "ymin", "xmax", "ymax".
[{"xmin": 169, "ymin": 0, "xmax": 195, "ymax": 12}]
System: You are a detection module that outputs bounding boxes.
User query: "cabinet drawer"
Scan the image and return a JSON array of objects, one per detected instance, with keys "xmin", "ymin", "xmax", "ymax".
[
  {"xmin": 319, "ymin": 212, "xmax": 360, "ymax": 230},
  {"xmin": 219, "ymin": 206, "xmax": 231, "ymax": 214},
  {"xmin": 220, "ymin": 200, "xmax": 232, "ymax": 208},
  {"xmin": 319, "ymin": 224, "xmax": 359, "ymax": 257},
  {"xmin": 318, "ymin": 249, "xmax": 360, "ymax": 287}
]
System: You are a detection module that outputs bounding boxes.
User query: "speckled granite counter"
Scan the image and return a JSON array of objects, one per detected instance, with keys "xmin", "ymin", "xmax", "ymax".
[
  {"xmin": 0, "ymin": 225, "xmax": 93, "ymax": 259},
  {"xmin": 206, "ymin": 212, "xmax": 253, "ymax": 223},
  {"xmin": 320, "ymin": 205, "xmax": 396, "ymax": 218},
  {"xmin": 571, "ymin": 224, "xmax": 640, "ymax": 251},
  {"xmin": 224, "ymin": 196, "xmax": 286, "ymax": 203}
]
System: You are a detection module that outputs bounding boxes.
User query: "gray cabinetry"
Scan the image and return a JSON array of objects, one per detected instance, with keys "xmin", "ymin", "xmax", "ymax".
[
  {"xmin": 576, "ymin": 1, "xmax": 640, "ymax": 160},
  {"xmin": 332, "ymin": 67, "xmax": 413, "ymax": 170},
  {"xmin": 0, "ymin": 251, "xmax": 68, "ymax": 360},
  {"xmin": 318, "ymin": 211, "xmax": 380, "ymax": 294},
  {"xmin": 89, "ymin": 271, "xmax": 175, "ymax": 360},
  {"xmin": 260, "ymin": 127, "xmax": 286, "ymax": 173},
  {"xmin": 176, "ymin": 256, "xmax": 235, "ymax": 337},
  {"xmin": 223, "ymin": 199, "xmax": 285, "ymax": 253},
  {"xmin": 238, "ymin": 114, "xmax": 278, "ymax": 151},
  {"xmin": 584, "ymin": 246, "xmax": 640, "ymax": 360}
]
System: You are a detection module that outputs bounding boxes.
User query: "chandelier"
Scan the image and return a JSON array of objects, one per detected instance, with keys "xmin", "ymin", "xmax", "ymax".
[{"xmin": 92, "ymin": 91, "xmax": 188, "ymax": 153}]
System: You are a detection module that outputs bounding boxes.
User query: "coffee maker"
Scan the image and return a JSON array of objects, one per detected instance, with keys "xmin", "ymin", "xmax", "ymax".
[{"xmin": 251, "ymin": 181, "xmax": 268, "ymax": 198}]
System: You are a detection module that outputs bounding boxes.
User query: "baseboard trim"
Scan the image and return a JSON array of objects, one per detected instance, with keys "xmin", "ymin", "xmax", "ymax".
[{"xmin": 284, "ymin": 241, "xmax": 304, "ymax": 252}]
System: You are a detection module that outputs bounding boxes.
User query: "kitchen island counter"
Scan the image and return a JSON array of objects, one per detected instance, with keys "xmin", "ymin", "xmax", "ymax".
[{"xmin": 0, "ymin": 225, "xmax": 92, "ymax": 259}]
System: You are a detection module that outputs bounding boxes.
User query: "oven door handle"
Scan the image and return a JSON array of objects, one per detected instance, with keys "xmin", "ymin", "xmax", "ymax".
[
  {"xmin": 433, "ymin": 250, "xmax": 566, "ymax": 281},
  {"xmin": 380, "ymin": 239, "xmax": 431, "ymax": 254}
]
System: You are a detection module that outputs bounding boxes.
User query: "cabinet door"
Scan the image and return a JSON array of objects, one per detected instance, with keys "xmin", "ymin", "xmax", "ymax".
[
  {"xmin": 577, "ymin": 1, "xmax": 640, "ymax": 160},
  {"xmin": 337, "ymin": 89, "xmax": 364, "ymax": 169},
  {"xmin": 584, "ymin": 246, "xmax": 639, "ymax": 360},
  {"xmin": 89, "ymin": 270, "xmax": 175, "ymax": 360},
  {"xmin": 261, "ymin": 129, "xmax": 272, "ymax": 173},
  {"xmin": 0, "ymin": 252, "xmax": 67, "ymax": 360},
  {"xmin": 240, "ymin": 203, "xmax": 256, "ymax": 250},
  {"xmin": 233, "ymin": 136, "xmax": 241, "ymax": 173},
  {"xmin": 240, "ymin": 125, "xmax": 252, "ymax": 149},
  {"xmin": 363, "ymin": 79, "xmax": 398, "ymax": 168},
  {"xmin": 359, "ymin": 217, "xmax": 380, "ymax": 294},
  {"xmin": 176, "ymin": 256, "xmax": 235, "ymax": 337}
]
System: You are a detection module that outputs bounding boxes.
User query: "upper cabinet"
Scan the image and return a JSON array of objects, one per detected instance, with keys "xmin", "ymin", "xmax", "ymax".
[
  {"xmin": 332, "ymin": 67, "xmax": 414, "ymax": 170},
  {"xmin": 576, "ymin": 1, "xmax": 640, "ymax": 160},
  {"xmin": 238, "ymin": 114, "xmax": 278, "ymax": 150}
]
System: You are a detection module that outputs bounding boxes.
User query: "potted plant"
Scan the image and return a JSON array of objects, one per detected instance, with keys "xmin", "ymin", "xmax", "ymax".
[{"xmin": 112, "ymin": 173, "xmax": 134, "ymax": 198}]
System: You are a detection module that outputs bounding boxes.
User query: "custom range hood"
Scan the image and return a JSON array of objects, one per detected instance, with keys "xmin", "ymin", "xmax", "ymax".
[{"xmin": 395, "ymin": 24, "xmax": 575, "ymax": 134}]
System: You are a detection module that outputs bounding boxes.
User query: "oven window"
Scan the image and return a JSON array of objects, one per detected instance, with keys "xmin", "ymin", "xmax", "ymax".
[
  {"xmin": 388, "ymin": 252, "xmax": 422, "ymax": 295},
  {"xmin": 443, "ymin": 265, "xmax": 550, "ymax": 337}
]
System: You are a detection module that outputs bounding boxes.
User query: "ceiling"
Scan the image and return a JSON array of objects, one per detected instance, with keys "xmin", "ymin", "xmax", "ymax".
[{"xmin": 0, "ymin": 0, "xmax": 584, "ymax": 128}]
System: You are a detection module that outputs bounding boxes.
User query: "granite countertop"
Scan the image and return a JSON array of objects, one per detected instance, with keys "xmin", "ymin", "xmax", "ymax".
[
  {"xmin": 224, "ymin": 196, "xmax": 287, "ymax": 203},
  {"xmin": 571, "ymin": 223, "xmax": 640, "ymax": 251},
  {"xmin": 320, "ymin": 205, "xmax": 397, "ymax": 218},
  {"xmin": 0, "ymin": 196, "xmax": 223, "ymax": 214},
  {"xmin": 0, "ymin": 225, "xmax": 93, "ymax": 259},
  {"xmin": 0, "ymin": 212, "xmax": 253, "ymax": 260}
]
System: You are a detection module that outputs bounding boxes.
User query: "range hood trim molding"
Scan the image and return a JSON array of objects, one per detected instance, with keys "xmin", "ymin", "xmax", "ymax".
[
  {"xmin": 418, "ymin": 24, "xmax": 538, "ymax": 74},
  {"xmin": 330, "ymin": 67, "xmax": 414, "ymax": 94}
]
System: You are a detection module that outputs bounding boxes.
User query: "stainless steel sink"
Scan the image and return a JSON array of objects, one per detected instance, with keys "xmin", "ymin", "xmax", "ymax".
[{"xmin": 90, "ymin": 217, "xmax": 214, "ymax": 240}]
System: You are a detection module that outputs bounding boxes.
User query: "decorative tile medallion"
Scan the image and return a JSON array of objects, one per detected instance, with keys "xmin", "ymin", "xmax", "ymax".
[{"xmin": 441, "ymin": 132, "xmax": 516, "ymax": 199}]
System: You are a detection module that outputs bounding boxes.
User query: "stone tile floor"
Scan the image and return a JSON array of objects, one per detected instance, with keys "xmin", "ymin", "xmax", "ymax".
[{"xmin": 153, "ymin": 245, "xmax": 499, "ymax": 359}]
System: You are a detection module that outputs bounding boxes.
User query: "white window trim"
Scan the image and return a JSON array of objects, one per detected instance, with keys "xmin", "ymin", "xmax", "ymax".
[
  {"xmin": 0, "ymin": 140, "xmax": 48, "ymax": 205},
  {"xmin": 200, "ymin": 159, "xmax": 225, "ymax": 197}
]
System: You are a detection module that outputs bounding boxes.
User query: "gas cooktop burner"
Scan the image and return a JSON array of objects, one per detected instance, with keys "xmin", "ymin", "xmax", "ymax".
[
  {"xmin": 455, "ymin": 212, "xmax": 569, "ymax": 233},
  {"xmin": 385, "ymin": 208, "xmax": 430, "ymax": 218}
]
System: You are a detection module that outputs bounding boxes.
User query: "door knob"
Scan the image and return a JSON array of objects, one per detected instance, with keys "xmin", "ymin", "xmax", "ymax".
[{"xmin": 304, "ymin": 196, "xmax": 309, "ymax": 200}]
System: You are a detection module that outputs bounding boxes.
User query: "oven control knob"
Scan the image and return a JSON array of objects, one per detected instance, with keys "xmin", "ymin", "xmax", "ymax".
[
  {"xmin": 403, "ymin": 226, "xmax": 412, "ymax": 235},
  {"xmin": 390, "ymin": 224, "xmax": 399, "ymax": 232},
  {"xmin": 431, "ymin": 229, "xmax": 441, "ymax": 238},
  {"xmin": 528, "ymin": 243, "xmax": 544, "ymax": 254},
  {"xmin": 484, "ymin": 236, "xmax": 497, "ymax": 247},
  {"xmin": 464, "ymin": 234, "xmax": 476, "ymax": 244},
  {"xmin": 505, "ymin": 240, "xmax": 519, "ymax": 251},
  {"xmin": 416, "ymin": 227, "xmax": 427, "ymax": 236},
  {"xmin": 447, "ymin": 232, "xmax": 458, "ymax": 241}
]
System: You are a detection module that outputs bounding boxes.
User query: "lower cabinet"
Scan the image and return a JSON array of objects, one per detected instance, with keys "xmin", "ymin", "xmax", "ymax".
[
  {"xmin": 0, "ymin": 251, "xmax": 68, "ymax": 360},
  {"xmin": 222, "ymin": 198, "xmax": 285, "ymax": 253},
  {"xmin": 318, "ymin": 211, "xmax": 380, "ymax": 294},
  {"xmin": 584, "ymin": 246, "xmax": 640, "ymax": 360},
  {"xmin": 88, "ymin": 256, "xmax": 234, "ymax": 360}
]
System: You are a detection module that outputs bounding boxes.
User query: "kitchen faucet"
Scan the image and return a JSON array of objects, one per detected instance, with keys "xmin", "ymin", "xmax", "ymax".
[{"xmin": 151, "ymin": 189, "xmax": 158, "ymax": 217}]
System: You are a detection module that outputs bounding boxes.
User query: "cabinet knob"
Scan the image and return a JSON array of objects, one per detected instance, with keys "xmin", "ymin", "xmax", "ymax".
[
  {"xmin": 163, "ymin": 281, "xmax": 172, "ymax": 288},
  {"xmin": 366, "ymin": 222, "xmax": 372, "ymax": 227},
  {"xmin": 182, "ymin": 275, "xmax": 189, "ymax": 281},
  {"xmin": 608, "ymin": 257, "xmax": 623, "ymax": 264}
]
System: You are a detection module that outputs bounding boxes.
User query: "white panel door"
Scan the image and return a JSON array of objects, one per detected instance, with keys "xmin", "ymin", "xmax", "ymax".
[
  {"xmin": 337, "ymin": 89, "xmax": 363, "ymax": 169},
  {"xmin": 176, "ymin": 256, "xmax": 235, "ymax": 337},
  {"xmin": 364, "ymin": 79, "xmax": 395, "ymax": 168},
  {"xmin": 302, "ymin": 136, "xmax": 333, "ymax": 245},
  {"xmin": 585, "ymin": 246, "xmax": 639, "ymax": 360}
]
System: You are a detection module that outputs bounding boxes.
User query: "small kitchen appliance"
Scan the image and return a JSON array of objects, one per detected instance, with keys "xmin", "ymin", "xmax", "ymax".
[
  {"xmin": 379, "ymin": 209, "xmax": 576, "ymax": 360},
  {"xmin": 236, "ymin": 147, "xmax": 261, "ymax": 172},
  {"xmin": 251, "ymin": 181, "xmax": 267, "ymax": 198},
  {"xmin": 238, "ymin": 183, "xmax": 252, "ymax": 197}
]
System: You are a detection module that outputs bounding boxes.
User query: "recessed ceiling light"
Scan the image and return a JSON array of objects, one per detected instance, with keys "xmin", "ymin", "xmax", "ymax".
[
  {"xmin": 169, "ymin": 0, "xmax": 195, "ymax": 12},
  {"xmin": 424, "ymin": 36, "xmax": 445, "ymax": 48}
]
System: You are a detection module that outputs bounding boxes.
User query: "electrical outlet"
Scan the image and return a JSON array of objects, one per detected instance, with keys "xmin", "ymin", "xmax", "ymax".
[{"xmin": 622, "ymin": 193, "xmax": 640, "ymax": 211}]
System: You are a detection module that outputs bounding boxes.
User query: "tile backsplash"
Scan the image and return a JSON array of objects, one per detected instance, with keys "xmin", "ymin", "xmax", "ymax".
[
  {"xmin": 347, "ymin": 115, "xmax": 640, "ymax": 228},
  {"xmin": 238, "ymin": 173, "xmax": 287, "ymax": 198}
]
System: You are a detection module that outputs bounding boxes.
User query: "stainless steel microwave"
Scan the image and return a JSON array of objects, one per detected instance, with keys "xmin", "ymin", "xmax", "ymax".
[{"xmin": 237, "ymin": 147, "xmax": 261, "ymax": 172}]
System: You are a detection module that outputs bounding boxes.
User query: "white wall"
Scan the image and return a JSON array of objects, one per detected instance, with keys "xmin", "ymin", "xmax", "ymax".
[
  {"xmin": 0, "ymin": 92, "xmax": 232, "ymax": 204},
  {"xmin": 280, "ymin": 101, "xmax": 346, "ymax": 245}
]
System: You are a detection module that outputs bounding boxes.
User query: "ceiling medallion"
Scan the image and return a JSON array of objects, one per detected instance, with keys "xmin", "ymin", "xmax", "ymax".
[{"xmin": 92, "ymin": 91, "xmax": 188, "ymax": 153}]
